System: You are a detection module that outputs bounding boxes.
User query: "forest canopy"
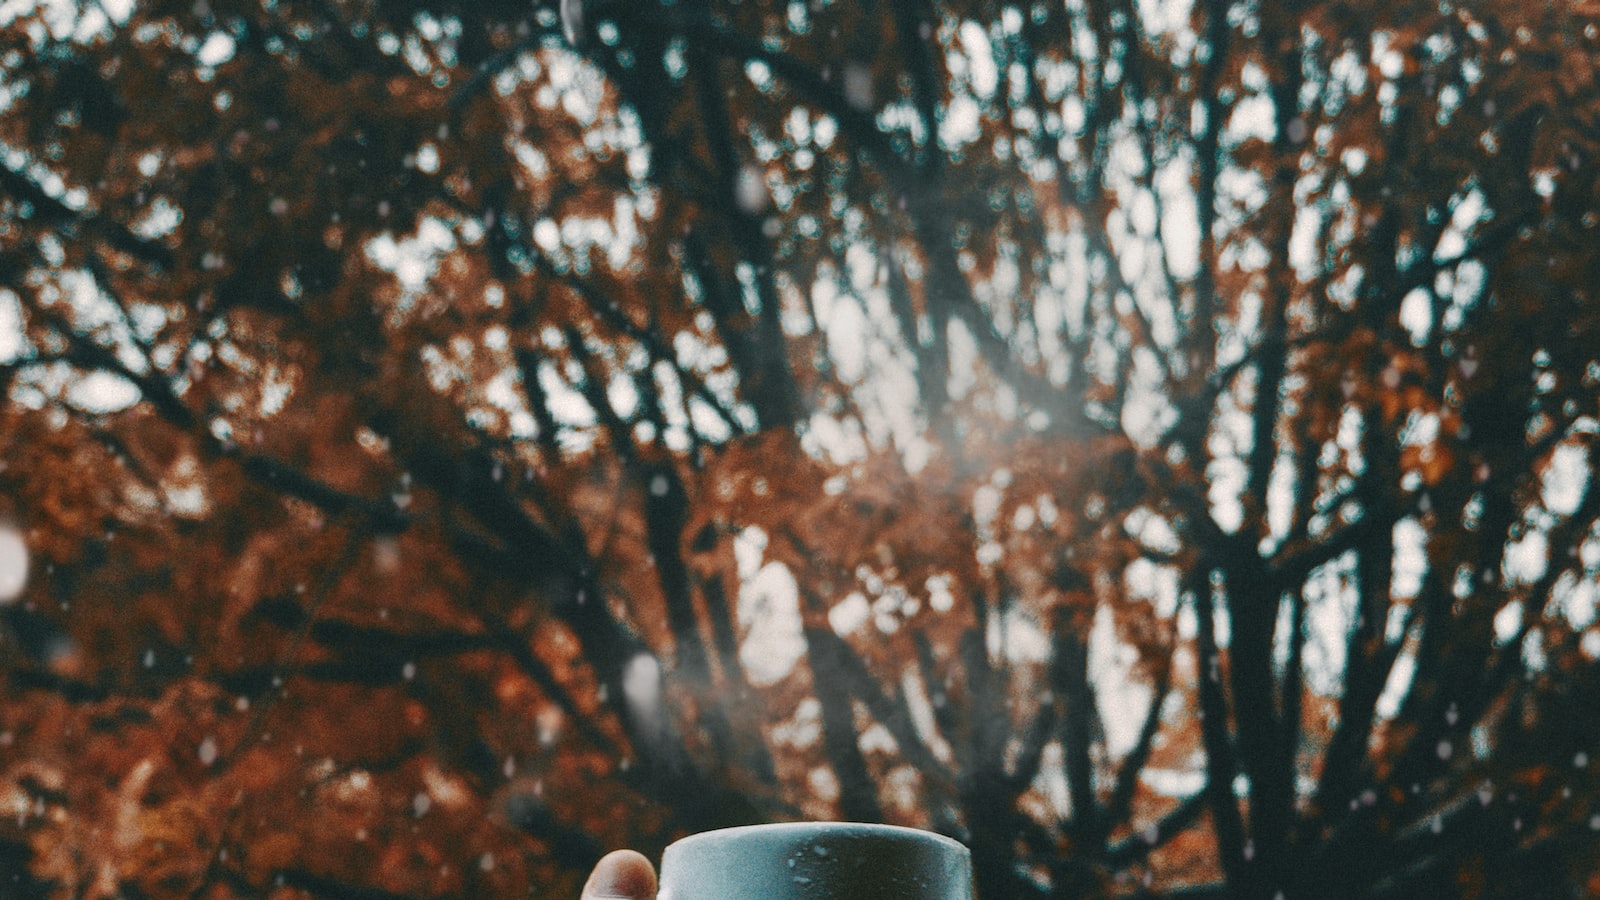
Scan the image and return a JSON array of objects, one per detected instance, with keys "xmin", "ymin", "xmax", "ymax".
[{"xmin": 2, "ymin": 0, "xmax": 1600, "ymax": 897}]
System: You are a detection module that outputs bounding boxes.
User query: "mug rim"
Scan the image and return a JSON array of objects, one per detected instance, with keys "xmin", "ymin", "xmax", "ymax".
[{"xmin": 664, "ymin": 821, "xmax": 969, "ymax": 854}]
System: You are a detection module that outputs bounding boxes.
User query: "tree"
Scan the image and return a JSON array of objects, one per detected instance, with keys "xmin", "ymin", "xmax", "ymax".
[{"xmin": 2, "ymin": 0, "xmax": 1599, "ymax": 896}]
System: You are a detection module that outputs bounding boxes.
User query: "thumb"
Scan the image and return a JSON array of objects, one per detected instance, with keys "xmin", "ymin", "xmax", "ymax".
[{"xmin": 581, "ymin": 849, "xmax": 657, "ymax": 899}]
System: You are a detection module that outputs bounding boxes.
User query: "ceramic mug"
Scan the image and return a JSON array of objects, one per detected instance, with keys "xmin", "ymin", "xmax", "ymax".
[{"xmin": 657, "ymin": 822, "xmax": 973, "ymax": 899}]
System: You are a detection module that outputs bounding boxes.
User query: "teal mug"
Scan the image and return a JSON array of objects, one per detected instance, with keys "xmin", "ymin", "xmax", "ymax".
[{"xmin": 658, "ymin": 822, "xmax": 973, "ymax": 899}]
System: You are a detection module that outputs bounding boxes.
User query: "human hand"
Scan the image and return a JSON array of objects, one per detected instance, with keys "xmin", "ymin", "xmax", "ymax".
[{"xmin": 580, "ymin": 849, "xmax": 657, "ymax": 899}]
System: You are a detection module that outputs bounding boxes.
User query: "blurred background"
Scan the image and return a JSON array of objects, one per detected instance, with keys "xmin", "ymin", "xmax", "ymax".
[{"xmin": 1, "ymin": 0, "xmax": 1599, "ymax": 896}]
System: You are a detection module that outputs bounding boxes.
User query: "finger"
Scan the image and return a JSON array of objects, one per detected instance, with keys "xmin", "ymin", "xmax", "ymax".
[{"xmin": 581, "ymin": 849, "xmax": 657, "ymax": 899}]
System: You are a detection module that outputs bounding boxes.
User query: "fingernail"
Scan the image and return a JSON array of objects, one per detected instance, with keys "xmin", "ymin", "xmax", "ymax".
[{"xmin": 585, "ymin": 849, "xmax": 656, "ymax": 899}]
